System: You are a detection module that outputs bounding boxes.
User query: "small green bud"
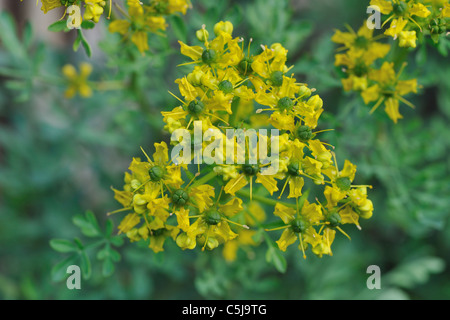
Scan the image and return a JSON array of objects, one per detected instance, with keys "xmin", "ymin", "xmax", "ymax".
[
  {"xmin": 204, "ymin": 209, "xmax": 222, "ymax": 225},
  {"xmin": 238, "ymin": 57, "xmax": 253, "ymax": 75},
  {"xmin": 277, "ymin": 97, "xmax": 294, "ymax": 111},
  {"xmin": 187, "ymin": 99, "xmax": 205, "ymax": 115},
  {"xmin": 218, "ymin": 80, "xmax": 234, "ymax": 94},
  {"xmin": 287, "ymin": 161, "xmax": 301, "ymax": 176},
  {"xmin": 296, "ymin": 125, "xmax": 313, "ymax": 142},
  {"xmin": 202, "ymin": 49, "xmax": 217, "ymax": 64},
  {"xmin": 291, "ymin": 218, "xmax": 308, "ymax": 234},
  {"xmin": 149, "ymin": 165, "xmax": 164, "ymax": 182},
  {"xmin": 270, "ymin": 71, "xmax": 284, "ymax": 86},
  {"xmin": 327, "ymin": 212, "xmax": 342, "ymax": 228},
  {"xmin": 393, "ymin": 1, "xmax": 408, "ymax": 15},
  {"xmin": 336, "ymin": 177, "xmax": 352, "ymax": 191},
  {"xmin": 242, "ymin": 164, "xmax": 259, "ymax": 176},
  {"xmin": 172, "ymin": 189, "xmax": 189, "ymax": 207}
]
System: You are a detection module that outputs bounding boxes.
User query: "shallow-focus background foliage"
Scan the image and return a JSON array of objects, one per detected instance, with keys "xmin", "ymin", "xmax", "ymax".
[{"xmin": 1, "ymin": 0, "xmax": 449, "ymax": 300}]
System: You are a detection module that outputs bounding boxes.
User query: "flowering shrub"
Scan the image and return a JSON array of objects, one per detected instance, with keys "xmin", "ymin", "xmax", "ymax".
[{"xmin": 3, "ymin": 0, "xmax": 447, "ymax": 298}]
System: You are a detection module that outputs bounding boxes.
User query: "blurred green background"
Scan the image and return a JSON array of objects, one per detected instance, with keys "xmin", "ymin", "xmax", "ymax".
[{"xmin": 0, "ymin": 0, "xmax": 449, "ymax": 300}]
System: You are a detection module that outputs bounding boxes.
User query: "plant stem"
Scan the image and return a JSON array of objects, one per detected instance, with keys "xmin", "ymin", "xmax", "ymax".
[{"xmin": 236, "ymin": 189, "xmax": 297, "ymax": 208}]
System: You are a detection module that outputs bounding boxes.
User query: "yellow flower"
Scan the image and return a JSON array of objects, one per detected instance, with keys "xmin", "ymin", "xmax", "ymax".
[
  {"xmin": 118, "ymin": 213, "xmax": 141, "ymax": 234},
  {"xmin": 148, "ymin": 225, "xmax": 179, "ymax": 253},
  {"xmin": 399, "ymin": 30, "xmax": 417, "ymax": 47},
  {"xmin": 271, "ymin": 201, "xmax": 323, "ymax": 259},
  {"xmin": 332, "ymin": 24, "xmax": 391, "ymax": 61},
  {"xmin": 40, "ymin": 0, "xmax": 63, "ymax": 13},
  {"xmin": 183, "ymin": 196, "xmax": 244, "ymax": 251},
  {"xmin": 385, "ymin": 17, "xmax": 409, "ymax": 39},
  {"xmin": 361, "ymin": 62, "xmax": 418, "ymax": 123},
  {"xmin": 108, "ymin": 4, "xmax": 167, "ymax": 54},
  {"xmin": 311, "ymin": 228, "xmax": 335, "ymax": 258},
  {"xmin": 62, "ymin": 63, "xmax": 93, "ymax": 99},
  {"xmin": 84, "ymin": 0, "xmax": 105, "ymax": 23}
]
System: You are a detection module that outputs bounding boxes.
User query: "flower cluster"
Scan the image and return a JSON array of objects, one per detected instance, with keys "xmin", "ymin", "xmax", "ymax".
[
  {"xmin": 109, "ymin": 0, "xmax": 191, "ymax": 54},
  {"xmin": 22, "ymin": 0, "xmax": 110, "ymax": 26},
  {"xmin": 111, "ymin": 22, "xmax": 373, "ymax": 261},
  {"xmin": 333, "ymin": 1, "xmax": 448, "ymax": 123},
  {"xmin": 371, "ymin": 0, "xmax": 449, "ymax": 46},
  {"xmin": 21, "ymin": 0, "xmax": 191, "ymax": 55}
]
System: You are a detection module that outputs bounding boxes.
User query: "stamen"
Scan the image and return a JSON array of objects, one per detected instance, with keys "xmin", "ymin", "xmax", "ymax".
[
  {"xmin": 369, "ymin": 97, "xmax": 385, "ymax": 114},
  {"xmin": 107, "ymin": 207, "xmax": 132, "ymax": 216},
  {"xmin": 222, "ymin": 218, "xmax": 250, "ymax": 229},
  {"xmin": 264, "ymin": 225, "xmax": 289, "ymax": 232},
  {"xmin": 337, "ymin": 226, "xmax": 351, "ymax": 241},
  {"xmin": 185, "ymin": 172, "xmax": 201, "ymax": 189},
  {"xmin": 168, "ymin": 90, "xmax": 187, "ymax": 106},
  {"xmin": 298, "ymin": 234, "xmax": 307, "ymax": 259},
  {"xmin": 140, "ymin": 146, "xmax": 154, "ymax": 164},
  {"xmin": 278, "ymin": 176, "xmax": 290, "ymax": 199},
  {"xmin": 396, "ymin": 95, "xmax": 416, "ymax": 109}
]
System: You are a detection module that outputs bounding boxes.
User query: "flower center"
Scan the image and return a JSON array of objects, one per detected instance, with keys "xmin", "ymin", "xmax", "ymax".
[
  {"xmin": 218, "ymin": 80, "xmax": 234, "ymax": 94},
  {"xmin": 296, "ymin": 125, "xmax": 313, "ymax": 142},
  {"xmin": 242, "ymin": 164, "xmax": 259, "ymax": 176},
  {"xmin": 172, "ymin": 189, "xmax": 189, "ymax": 207},
  {"xmin": 336, "ymin": 177, "xmax": 351, "ymax": 191},
  {"xmin": 187, "ymin": 99, "xmax": 205, "ymax": 116},
  {"xmin": 277, "ymin": 97, "xmax": 294, "ymax": 111},
  {"xmin": 270, "ymin": 71, "xmax": 284, "ymax": 87},
  {"xmin": 327, "ymin": 212, "xmax": 342, "ymax": 228},
  {"xmin": 393, "ymin": 1, "xmax": 408, "ymax": 16},
  {"xmin": 202, "ymin": 49, "xmax": 217, "ymax": 65},
  {"xmin": 149, "ymin": 165, "xmax": 164, "ymax": 182},
  {"xmin": 354, "ymin": 36, "xmax": 369, "ymax": 50},
  {"xmin": 204, "ymin": 209, "xmax": 222, "ymax": 225},
  {"xmin": 238, "ymin": 57, "xmax": 254, "ymax": 76},
  {"xmin": 287, "ymin": 161, "xmax": 301, "ymax": 177},
  {"xmin": 291, "ymin": 218, "xmax": 308, "ymax": 234}
]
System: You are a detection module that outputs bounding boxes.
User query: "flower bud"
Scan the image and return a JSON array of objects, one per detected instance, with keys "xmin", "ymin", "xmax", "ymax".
[
  {"xmin": 298, "ymin": 85, "xmax": 312, "ymax": 99},
  {"xmin": 213, "ymin": 21, "xmax": 233, "ymax": 36},
  {"xmin": 176, "ymin": 233, "xmax": 196, "ymax": 250},
  {"xmin": 307, "ymin": 95, "xmax": 323, "ymax": 111},
  {"xmin": 195, "ymin": 28, "xmax": 209, "ymax": 42}
]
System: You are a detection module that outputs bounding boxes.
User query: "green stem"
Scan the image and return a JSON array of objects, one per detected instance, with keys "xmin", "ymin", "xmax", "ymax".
[
  {"xmin": 83, "ymin": 239, "xmax": 106, "ymax": 251},
  {"xmin": 236, "ymin": 189, "xmax": 297, "ymax": 208},
  {"xmin": 0, "ymin": 67, "xmax": 63, "ymax": 86},
  {"xmin": 190, "ymin": 170, "xmax": 217, "ymax": 187}
]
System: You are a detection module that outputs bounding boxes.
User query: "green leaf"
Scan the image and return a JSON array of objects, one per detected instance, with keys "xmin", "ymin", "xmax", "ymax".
[
  {"xmin": 51, "ymin": 254, "xmax": 78, "ymax": 282},
  {"xmin": 49, "ymin": 239, "xmax": 77, "ymax": 253},
  {"xmin": 81, "ymin": 20, "xmax": 95, "ymax": 30},
  {"xmin": 23, "ymin": 22, "xmax": 33, "ymax": 49},
  {"xmin": 81, "ymin": 36, "xmax": 92, "ymax": 57},
  {"xmin": 386, "ymin": 256, "xmax": 445, "ymax": 289},
  {"xmin": 48, "ymin": 20, "xmax": 68, "ymax": 32},
  {"xmin": 80, "ymin": 251, "xmax": 92, "ymax": 279},
  {"xmin": 169, "ymin": 15, "xmax": 187, "ymax": 43},
  {"xmin": 109, "ymin": 248, "xmax": 121, "ymax": 262},
  {"xmin": 105, "ymin": 219, "xmax": 114, "ymax": 237},
  {"xmin": 73, "ymin": 31, "xmax": 82, "ymax": 52},
  {"xmin": 102, "ymin": 258, "xmax": 115, "ymax": 277},
  {"xmin": 110, "ymin": 235, "xmax": 124, "ymax": 247},
  {"xmin": 72, "ymin": 211, "xmax": 101, "ymax": 238},
  {"xmin": 265, "ymin": 246, "xmax": 287, "ymax": 273}
]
